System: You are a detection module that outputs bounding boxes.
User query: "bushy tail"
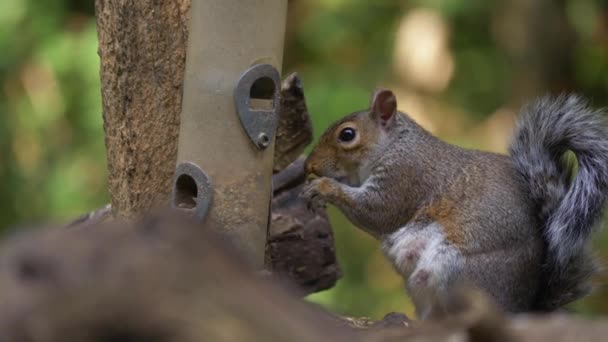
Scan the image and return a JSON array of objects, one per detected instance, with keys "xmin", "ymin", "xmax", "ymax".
[{"xmin": 509, "ymin": 95, "xmax": 608, "ymax": 310}]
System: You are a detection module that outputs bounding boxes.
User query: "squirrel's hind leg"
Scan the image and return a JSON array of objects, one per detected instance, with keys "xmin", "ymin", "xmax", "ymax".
[{"xmin": 383, "ymin": 222, "xmax": 465, "ymax": 320}]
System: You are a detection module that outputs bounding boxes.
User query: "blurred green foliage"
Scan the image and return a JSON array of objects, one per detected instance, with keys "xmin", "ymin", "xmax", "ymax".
[
  {"xmin": 1, "ymin": 0, "xmax": 608, "ymax": 319},
  {"xmin": 0, "ymin": 0, "xmax": 105, "ymax": 228}
]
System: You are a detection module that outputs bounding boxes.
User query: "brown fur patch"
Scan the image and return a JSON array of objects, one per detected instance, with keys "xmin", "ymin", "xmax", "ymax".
[{"xmin": 417, "ymin": 199, "xmax": 465, "ymax": 246}]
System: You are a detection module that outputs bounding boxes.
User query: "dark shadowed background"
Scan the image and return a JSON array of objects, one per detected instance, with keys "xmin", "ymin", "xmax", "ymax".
[{"xmin": 1, "ymin": 0, "xmax": 607, "ymax": 318}]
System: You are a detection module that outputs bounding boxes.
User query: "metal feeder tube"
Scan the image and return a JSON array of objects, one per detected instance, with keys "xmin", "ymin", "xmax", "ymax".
[{"xmin": 172, "ymin": 0, "xmax": 288, "ymax": 267}]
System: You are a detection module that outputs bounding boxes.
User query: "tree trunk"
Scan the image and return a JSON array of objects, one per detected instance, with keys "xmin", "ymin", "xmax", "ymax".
[{"xmin": 96, "ymin": 0, "xmax": 191, "ymax": 219}]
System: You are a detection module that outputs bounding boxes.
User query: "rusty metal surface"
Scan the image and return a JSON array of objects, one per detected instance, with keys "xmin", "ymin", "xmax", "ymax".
[{"xmin": 174, "ymin": 0, "xmax": 288, "ymax": 267}]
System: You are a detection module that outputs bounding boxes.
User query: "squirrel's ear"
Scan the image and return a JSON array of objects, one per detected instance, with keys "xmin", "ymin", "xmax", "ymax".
[{"xmin": 370, "ymin": 88, "xmax": 397, "ymax": 127}]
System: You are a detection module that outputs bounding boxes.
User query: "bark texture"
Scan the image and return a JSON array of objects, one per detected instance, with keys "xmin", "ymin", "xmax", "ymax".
[
  {"xmin": 273, "ymin": 73, "xmax": 313, "ymax": 172},
  {"xmin": 96, "ymin": 0, "xmax": 191, "ymax": 219},
  {"xmin": 268, "ymin": 157, "xmax": 340, "ymax": 295}
]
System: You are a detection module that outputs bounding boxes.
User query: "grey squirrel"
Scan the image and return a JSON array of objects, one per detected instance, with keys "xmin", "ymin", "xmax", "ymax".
[{"xmin": 301, "ymin": 88, "xmax": 608, "ymax": 319}]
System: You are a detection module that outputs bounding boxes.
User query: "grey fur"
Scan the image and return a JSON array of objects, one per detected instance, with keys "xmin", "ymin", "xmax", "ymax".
[
  {"xmin": 305, "ymin": 113, "xmax": 546, "ymax": 314},
  {"xmin": 509, "ymin": 95, "xmax": 608, "ymax": 310},
  {"xmin": 304, "ymin": 93, "xmax": 607, "ymax": 315}
]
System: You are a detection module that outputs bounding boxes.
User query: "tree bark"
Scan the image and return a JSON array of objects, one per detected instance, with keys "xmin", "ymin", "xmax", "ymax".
[
  {"xmin": 267, "ymin": 157, "xmax": 340, "ymax": 295},
  {"xmin": 96, "ymin": 0, "xmax": 191, "ymax": 219}
]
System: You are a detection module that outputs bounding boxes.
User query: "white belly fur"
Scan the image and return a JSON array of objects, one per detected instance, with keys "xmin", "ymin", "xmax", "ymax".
[{"xmin": 381, "ymin": 222, "xmax": 464, "ymax": 319}]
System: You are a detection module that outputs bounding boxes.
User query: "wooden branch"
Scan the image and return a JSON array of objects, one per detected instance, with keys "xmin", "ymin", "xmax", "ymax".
[
  {"xmin": 3, "ymin": 213, "xmax": 608, "ymax": 341},
  {"xmin": 0, "ymin": 213, "xmax": 353, "ymax": 341}
]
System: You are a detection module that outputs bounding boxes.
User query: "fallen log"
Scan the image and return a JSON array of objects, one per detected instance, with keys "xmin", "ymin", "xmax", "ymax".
[
  {"xmin": 0, "ymin": 213, "xmax": 351, "ymax": 342},
  {"xmin": 4, "ymin": 213, "xmax": 608, "ymax": 342}
]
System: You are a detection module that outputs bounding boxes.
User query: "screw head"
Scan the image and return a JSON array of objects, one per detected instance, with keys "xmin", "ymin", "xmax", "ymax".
[{"xmin": 257, "ymin": 132, "xmax": 270, "ymax": 148}]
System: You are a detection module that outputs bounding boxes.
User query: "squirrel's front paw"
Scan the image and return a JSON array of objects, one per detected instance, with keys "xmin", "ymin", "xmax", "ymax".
[{"xmin": 300, "ymin": 177, "xmax": 335, "ymax": 210}]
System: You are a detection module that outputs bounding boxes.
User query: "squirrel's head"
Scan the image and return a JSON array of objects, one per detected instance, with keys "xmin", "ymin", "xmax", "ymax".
[{"xmin": 305, "ymin": 88, "xmax": 399, "ymax": 186}]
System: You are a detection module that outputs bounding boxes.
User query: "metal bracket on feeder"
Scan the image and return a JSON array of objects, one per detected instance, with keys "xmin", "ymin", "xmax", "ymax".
[
  {"xmin": 171, "ymin": 162, "xmax": 213, "ymax": 222},
  {"xmin": 234, "ymin": 64, "xmax": 281, "ymax": 150}
]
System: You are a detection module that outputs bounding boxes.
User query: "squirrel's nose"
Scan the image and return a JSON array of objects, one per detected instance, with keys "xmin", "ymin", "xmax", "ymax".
[{"xmin": 305, "ymin": 161, "xmax": 318, "ymax": 176}]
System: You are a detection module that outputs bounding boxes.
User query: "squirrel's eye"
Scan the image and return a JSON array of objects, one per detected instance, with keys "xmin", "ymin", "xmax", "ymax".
[{"xmin": 338, "ymin": 127, "xmax": 357, "ymax": 142}]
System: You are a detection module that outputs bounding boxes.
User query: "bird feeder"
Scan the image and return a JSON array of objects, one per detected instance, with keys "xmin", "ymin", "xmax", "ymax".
[{"xmin": 171, "ymin": 0, "xmax": 288, "ymax": 267}]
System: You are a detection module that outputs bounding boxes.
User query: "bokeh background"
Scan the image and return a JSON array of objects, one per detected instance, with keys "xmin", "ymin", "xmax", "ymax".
[{"xmin": 1, "ymin": 0, "xmax": 607, "ymax": 319}]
